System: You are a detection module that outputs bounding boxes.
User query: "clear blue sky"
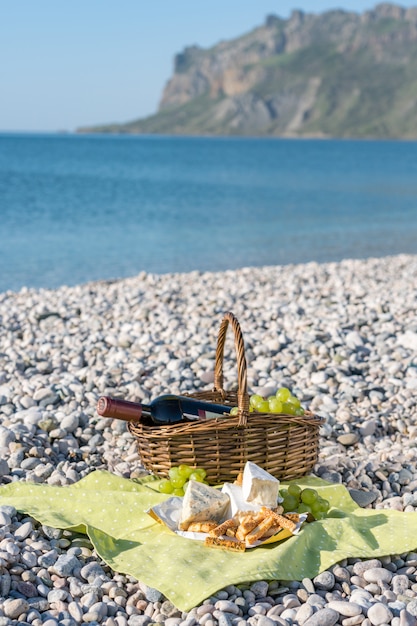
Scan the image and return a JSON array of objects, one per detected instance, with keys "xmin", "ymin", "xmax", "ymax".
[{"xmin": 1, "ymin": 1, "xmax": 416, "ymax": 132}]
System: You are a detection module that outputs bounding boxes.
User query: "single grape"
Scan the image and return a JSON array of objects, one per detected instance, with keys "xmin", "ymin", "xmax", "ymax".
[
  {"xmin": 189, "ymin": 471, "xmax": 204, "ymax": 483},
  {"xmin": 170, "ymin": 475, "xmax": 186, "ymax": 488},
  {"xmin": 310, "ymin": 501, "xmax": 322, "ymax": 517},
  {"xmin": 172, "ymin": 488, "xmax": 185, "ymax": 497},
  {"xmin": 178, "ymin": 464, "xmax": 194, "ymax": 479},
  {"xmin": 194, "ymin": 467, "xmax": 207, "ymax": 479},
  {"xmin": 168, "ymin": 467, "xmax": 181, "ymax": 481},
  {"xmin": 158, "ymin": 479, "xmax": 174, "ymax": 494},
  {"xmin": 287, "ymin": 395, "xmax": 301, "ymax": 409},
  {"xmin": 297, "ymin": 503, "xmax": 312, "ymax": 514},
  {"xmin": 294, "ymin": 408, "xmax": 305, "ymax": 416},
  {"xmin": 268, "ymin": 397, "xmax": 283, "ymax": 413},
  {"xmin": 276, "ymin": 387, "xmax": 291, "ymax": 402},
  {"xmin": 267, "ymin": 395, "xmax": 277, "ymax": 402},
  {"xmin": 250, "ymin": 394, "xmax": 264, "ymax": 408},
  {"xmin": 230, "ymin": 406, "xmax": 239, "ymax": 415},
  {"xmin": 282, "ymin": 494, "xmax": 299, "ymax": 512},
  {"xmin": 287, "ymin": 483, "xmax": 302, "ymax": 499},
  {"xmin": 300, "ymin": 488, "xmax": 319, "ymax": 506},
  {"xmin": 318, "ymin": 497, "xmax": 330, "ymax": 513},
  {"xmin": 255, "ymin": 400, "xmax": 270, "ymax": 412},
  {"xmin": 281, "ymin": 402, "xmax": 296, "ymax": 415},
  {"xmin": 279, "ymin": 488, "xmax": 289, "ymax": 500}
]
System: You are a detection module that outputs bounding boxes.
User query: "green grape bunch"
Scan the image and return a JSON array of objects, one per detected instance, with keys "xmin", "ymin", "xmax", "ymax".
[
  {"xmin": 279, "ymin": 484, "xmax": 330, "ymax": 520},
  {"xmin": 230, "ymin": 387, "xmax": 305, "ymax": 416},
  {"xmin": 158, "ymin": 464, "xmax": 208, "ymax": 497}
]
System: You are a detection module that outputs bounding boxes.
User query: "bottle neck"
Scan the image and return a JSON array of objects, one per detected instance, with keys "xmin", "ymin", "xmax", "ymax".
[{"xmin": 97, "ymin": 396, "xmax": 146, "ymax": 422}]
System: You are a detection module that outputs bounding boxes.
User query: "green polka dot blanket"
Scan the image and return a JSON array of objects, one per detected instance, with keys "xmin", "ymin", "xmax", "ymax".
[{"xmin": 1, "ymin": 471, "xmax": 417, "ymax": 611}]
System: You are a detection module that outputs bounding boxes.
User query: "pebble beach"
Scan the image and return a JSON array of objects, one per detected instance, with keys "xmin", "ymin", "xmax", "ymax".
[{"xmin": 1, "ymin": 253, "xmax": 417, "ymax": 626}]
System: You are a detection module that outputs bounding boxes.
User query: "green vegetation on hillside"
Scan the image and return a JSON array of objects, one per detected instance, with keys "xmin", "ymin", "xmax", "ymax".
[{"xmin": 79, "ymin": 3, "xmax": 417, "ymax": 139}]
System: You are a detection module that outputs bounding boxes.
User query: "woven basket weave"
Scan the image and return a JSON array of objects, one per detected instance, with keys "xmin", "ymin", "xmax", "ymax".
[{"xmin": 129, "ymin": 311, "xmax": 324, "ymax": 484}]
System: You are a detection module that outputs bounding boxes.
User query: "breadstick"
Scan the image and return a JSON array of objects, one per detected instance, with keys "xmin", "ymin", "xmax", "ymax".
[
  {"xmin": 235, "ymin": 510, "xmax": 263, "ymax": 523},
  {"xmin": 237, "ymin": 510, "xmax": 264, "ymax": 527},
  {"xmin": 245, "ymin": 516, "xmax": 276, "ymax": 545},
  {"xmin": 234, "ymin": 472, "xmax": 243, "ymax": 486},
  {"xmin": 261, "ymin": 508, "xmax": 297, "ymax": 533},
  {"xmin": 205, "ymin": 537, "xmax": 246, "ymax": 552},
  {"xmin": 187, "ymin": 521, "xmax": 218, "ymax": 533},
  {"xmin": 209, "ymin": 518, "xmax": 238, "ymax": 537},
  {"xmin": 235, "ymin": 515, "xmax": 263, "ymax": 541},
  {"xmin": 283, "ymin": 513, "xmax": 300, "ymax": 524},
  {"xmin": 257, "ymin": 522, "xmax": 282, "ymax": 539}
]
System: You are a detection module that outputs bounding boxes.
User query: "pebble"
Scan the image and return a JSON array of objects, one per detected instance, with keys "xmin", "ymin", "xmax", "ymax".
[
  {"xmin": 255, "ymin": 617, "xmax": 276, "ymax": 626},
  {"xmin": 337, "ymin": 434, "xmax": 359, "ymax": 446},
  {"xmin": 296, "ymin": 603, "xmax": 314, "ymax": 624},
  {"xmin": 349, "ymin": 490, "xmax": 379, "ymax": 507},
  {"xmin": 3, "ymin": 598, "xmax": 29, "ymax": 619},
  {"xmin": 363, "ymin": 568, "xmax": 394, "ymax": 584},
  {"xmin": 343, "ymin": 618, "xmax": 366, "ymax": 626},
  {"xmin": 139, "ymin": 583, "xmax": 163, "ymax": 603},
  {"xmin": 215, "ymin": 602, "xmax": 240, "ymax": 615},
  {"xmin": 303, "ymin": 607, "xmax": 339, "ymax": 626},
  {"xmin": 326, "ymin": 601, "xmax": 363, "ymax": 617},
  {"xmin": 80, "ymin": 561, "xmax": 106, "ymax": 581},
  {"xmin": 250, "ymin": 583, "xmax": 269, "ymax": 598},
  {"xmin": 0, "ymin": 512, "xmax": 11, "ymax": 526},
  {"xmin": 1, "ymin": 255, "xmax": 417, "ymax": 625},
  {"xmin": 14, "ymin": 520, "xmax": 33, "ymax": 540},
  {"xmin": 400, "ymin": 609, "xmax": 417, "ymax": 626},
  {"xmin": 313, "ymin": 572, "xmax": 335, "ymax": 590},
  {"xmin": 407, "ymin": 601, "xmax": 417, "ymax": 617},
  {"xmin": 367, "ymin": 603, "xmax": 394, "ymax": 625}
]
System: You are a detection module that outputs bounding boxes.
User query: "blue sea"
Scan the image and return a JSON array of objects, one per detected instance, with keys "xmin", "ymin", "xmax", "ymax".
[{"xmin": 1, "ymin": 133, "xmax": 417, "ymax": 293}]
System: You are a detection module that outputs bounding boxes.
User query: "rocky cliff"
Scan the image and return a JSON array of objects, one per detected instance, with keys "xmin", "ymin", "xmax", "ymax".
[{"xmin": 80, "ymin": 3, "xmax": 417, "ymax": 138}]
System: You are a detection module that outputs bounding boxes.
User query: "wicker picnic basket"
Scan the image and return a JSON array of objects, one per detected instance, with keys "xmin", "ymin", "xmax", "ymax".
[{"xmin": 129, "ymin": 311, "xmax": 324, "ymax": 484}]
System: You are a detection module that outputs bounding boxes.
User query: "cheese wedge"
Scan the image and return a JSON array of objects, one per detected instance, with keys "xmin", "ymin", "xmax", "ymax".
[
  {"xmin": 241, "ymin": 461, "xmax": 279, "ymax": 507},
  {"xmin": 179, "ymin": 480, "xmax": 230, "ymax": 530},
  {"xmin": 221, "ymin": 483, "xmax": 262, "ymax": 518}
]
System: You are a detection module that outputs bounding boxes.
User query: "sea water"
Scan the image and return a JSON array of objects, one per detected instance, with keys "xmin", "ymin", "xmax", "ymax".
[{"xmin": 1, "ymin": 133, "xmax": 416, "ymax": 292}]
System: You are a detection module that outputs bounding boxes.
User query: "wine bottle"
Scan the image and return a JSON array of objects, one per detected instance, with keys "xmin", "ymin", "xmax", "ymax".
[{"xmin": 96, "ymin": 394, "xmax": 232, "ymax": 425}]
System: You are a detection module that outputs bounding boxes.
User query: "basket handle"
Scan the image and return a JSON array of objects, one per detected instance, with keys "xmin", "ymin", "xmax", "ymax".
[{"xmin": 214, "ymin": 312, "xmax": 250, "ymax": 426}]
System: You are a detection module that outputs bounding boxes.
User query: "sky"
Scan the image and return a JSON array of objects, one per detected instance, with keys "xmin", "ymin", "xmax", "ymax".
[{"xmin": 1, "ymin": 0, "xmax": 417, "ymax": 132}]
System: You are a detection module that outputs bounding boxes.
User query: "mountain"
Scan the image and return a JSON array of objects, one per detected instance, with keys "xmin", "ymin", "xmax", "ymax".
[{"xmin": 79, "ymin": 3, "xmax": 417, "ymax": 138}]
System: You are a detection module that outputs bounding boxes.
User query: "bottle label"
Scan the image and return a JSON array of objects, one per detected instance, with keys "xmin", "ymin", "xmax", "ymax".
[{"xmin": 183, "ymin": 409, "xmax": 227, "ymax": 421}]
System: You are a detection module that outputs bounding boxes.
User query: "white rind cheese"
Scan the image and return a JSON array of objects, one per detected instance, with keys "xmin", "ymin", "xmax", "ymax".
[
  {"xmin": 241, "ymin": 461, "xmax": 280, "ymax": 507},
  {"xmin": 221, "ymin": 482, "xmax": 262, "ymax": 518},
  {"xmin": 179, "ymin": 480, "xmax": 230, "ymax": 529}
]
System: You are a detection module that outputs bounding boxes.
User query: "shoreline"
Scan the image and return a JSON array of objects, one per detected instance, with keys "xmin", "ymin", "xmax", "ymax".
[
  {"xmin": 2, "ymin": 251, "xmax": 417, "ymax": 299},
  {"xmin": 1, "ymin": 252, "xmax": 417, "ymax": 623},
  {"xmin": 4, "ymin": 130, "xmax": 417, "ymax": 143}
]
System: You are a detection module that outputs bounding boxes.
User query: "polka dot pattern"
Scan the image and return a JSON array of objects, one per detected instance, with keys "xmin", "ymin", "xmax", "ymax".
[{"xmin": 1, "ymin": 471, "xmax": 417, "ymax": 612}]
